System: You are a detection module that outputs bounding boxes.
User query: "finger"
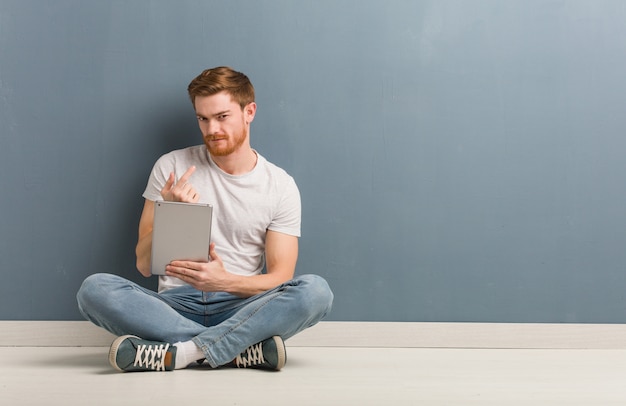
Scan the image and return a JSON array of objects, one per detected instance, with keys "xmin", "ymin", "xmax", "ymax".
[
  {"xmin": 181, "ymin": 183, "xmax": 196, "ymax": 195},
  {"xmin": 209, "ymin": 243, "xmax": 221, "ymax": 262},
  {"xmin": 177, "ymin": 185, "xmax": 199, "ymax": 203},
  {"xmin": 169, "ymin": 260, "xmax": 194, "ymax": 270},
  {"xmin": 161, "ymin": 172, "xmax": 176, "ymax": 197},
  {"xmin": 166, "ymin": 264, "xmax": 194, "ymax": 280},
  {"xmin": 185, "ymin": 188, "xmax": 200, "ymax": 203},
  {"xmin": 177, "ymin": 166, "xmax": 196, "ymax": 185}
]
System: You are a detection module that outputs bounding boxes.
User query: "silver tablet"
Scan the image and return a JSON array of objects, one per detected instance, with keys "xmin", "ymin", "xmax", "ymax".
[{"xmin": 150, "ymin": 201, "xmax": 213, "ymax": 276}]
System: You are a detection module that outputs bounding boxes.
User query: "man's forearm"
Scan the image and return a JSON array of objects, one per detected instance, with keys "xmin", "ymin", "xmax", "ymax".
[
  {"xmin": 135, "ymin": 232, "xmax": 153, "ymax": 277},
  {"xmin": 222, "ymin": 272, "xmax": 293, "ymax": 298}
]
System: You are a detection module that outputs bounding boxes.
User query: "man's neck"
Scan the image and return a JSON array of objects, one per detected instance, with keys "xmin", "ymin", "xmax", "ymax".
[{"xmin": 211, "ymin": 146, "xmax": 258, "ymax": 175}]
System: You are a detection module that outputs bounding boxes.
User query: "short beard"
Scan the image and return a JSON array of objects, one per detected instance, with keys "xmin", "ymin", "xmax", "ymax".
[{"xmin": 204, "ymin": 129, "xmax": 247, "ymax": 157}]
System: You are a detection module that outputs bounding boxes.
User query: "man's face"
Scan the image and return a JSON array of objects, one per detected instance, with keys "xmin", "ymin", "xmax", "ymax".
[{"xmin": 194, "ymin": 91, "xmax": 255, "ymax": 157}]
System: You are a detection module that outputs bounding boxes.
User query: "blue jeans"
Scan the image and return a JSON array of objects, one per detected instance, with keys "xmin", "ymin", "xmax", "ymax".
[{"xmin": 76, "ymin": 273, "xmax": 333, "ymax": 367}]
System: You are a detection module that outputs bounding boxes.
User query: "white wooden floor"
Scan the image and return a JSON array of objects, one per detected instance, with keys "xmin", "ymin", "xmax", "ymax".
[
  {"xmin": 3, "ymin": 345, "xmax": 626, "ymax": 405},
  {"xmin": 4, "ymin": 322, "xmax": 626, "ymax": 405}
]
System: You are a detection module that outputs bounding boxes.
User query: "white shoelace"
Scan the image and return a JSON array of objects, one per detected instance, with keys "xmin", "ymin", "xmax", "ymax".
[
  {"xmin": 134, "ymin": 343, "xmax": 171, "ymax": 371},
  {"xmin": 235, "ymin": 343, "xmax": 265, "ymax": 368}
]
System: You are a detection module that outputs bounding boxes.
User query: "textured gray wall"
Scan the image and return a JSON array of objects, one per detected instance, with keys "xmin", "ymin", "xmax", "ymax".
[{"xmin": 2, "ymin": 0, "xmax": 626, "ymax": 322}]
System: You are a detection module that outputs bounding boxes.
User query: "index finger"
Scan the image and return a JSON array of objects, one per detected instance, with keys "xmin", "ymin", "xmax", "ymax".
[
  {"xmin": 169, "ymin": 260, "xmax": 204, "ymax": 269},
  {"xmin": 177, "ymin": 166, "xmax": 196, "ymax": 184}
]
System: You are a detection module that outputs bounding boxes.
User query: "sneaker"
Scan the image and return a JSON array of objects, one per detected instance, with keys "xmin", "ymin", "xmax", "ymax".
[
  {"xmin": 234, "ymin": 336, "xmax": 286, "ymax": 371},
  {"xmin": 109, "ymin": 335, "xmax": 176, "ymax": 372}
]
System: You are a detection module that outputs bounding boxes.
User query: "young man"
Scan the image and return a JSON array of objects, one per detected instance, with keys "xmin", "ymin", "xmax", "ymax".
[{"xmin": 77, "ymin": 66, "xmax": 333, "ymax": 372}]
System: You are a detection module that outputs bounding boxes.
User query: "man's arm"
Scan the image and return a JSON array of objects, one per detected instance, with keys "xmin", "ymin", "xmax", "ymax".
[
  {"xmin": 166, "ymin": 229, "xmax": 298, "ymax": 298},
  {"xmin": 234, "ymin": 229, "xmax": 299, "ymax": 296},
  {"xmin": 135, "ymin": 199, "xmax": 155, "ymax": 277}
]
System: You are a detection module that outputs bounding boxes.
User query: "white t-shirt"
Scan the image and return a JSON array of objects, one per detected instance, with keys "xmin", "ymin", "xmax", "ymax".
[{"xmin": 142, "ymin": 145, "xmax": 301, "ymax": 292}]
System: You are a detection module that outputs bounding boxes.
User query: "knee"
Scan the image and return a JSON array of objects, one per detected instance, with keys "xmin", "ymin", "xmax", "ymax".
[
  {"xmin": 77, "ymin": 273, "xmax": 110, "ymax": 300},
  {"xmin": 293, "ymin": 274, "xmax": 334, "ymax": 319},
  {"xmin": 76, "ymin": 273, "xmax": 124, "ymax": 314}
]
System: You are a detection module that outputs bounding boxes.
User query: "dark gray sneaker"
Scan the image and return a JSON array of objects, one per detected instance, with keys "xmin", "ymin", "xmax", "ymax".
[
  {"xmin": 109, "ymin": 335, "xmax": 176, "ymax": 372},
  {"xmin": 234, "ymin": 336, "xmax": 286, "ymax": 371}
]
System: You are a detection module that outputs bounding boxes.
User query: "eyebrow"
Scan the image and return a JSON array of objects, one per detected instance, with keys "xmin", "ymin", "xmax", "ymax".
[{"xmin": 197, "ymin": 109, "xmax": 231, "ymax": 119}]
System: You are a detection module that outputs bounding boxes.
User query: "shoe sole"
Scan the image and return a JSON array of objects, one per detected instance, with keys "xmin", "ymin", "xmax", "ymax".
[
  {"xmin": 109, "ymin": 334, "xmax": 139, "ymax": 372},
  {"xmin": 273, "ymin": 336, "xmax": 286, "ymax": 371}
]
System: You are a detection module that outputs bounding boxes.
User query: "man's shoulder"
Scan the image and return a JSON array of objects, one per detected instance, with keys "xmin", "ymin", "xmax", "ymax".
[
  {"xmin": 157, "ymin": 145, "xmax": 207, "ymax": 164},
  {"xmin": 163, "ymin": 144, "xmax": 206, "ymax": 158},
  {"xmin": 257, "ymin": 152, "xmax": 290, "ymax": 176},
  {"xmin": 257, "ymin": 154, "xmax": 295, "ymax": 182}
]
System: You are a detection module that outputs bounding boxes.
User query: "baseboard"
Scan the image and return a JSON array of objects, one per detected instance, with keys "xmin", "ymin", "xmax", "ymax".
[{"xmin": 3, "ymin": 321, "xmax": 626, "ymax": 348}]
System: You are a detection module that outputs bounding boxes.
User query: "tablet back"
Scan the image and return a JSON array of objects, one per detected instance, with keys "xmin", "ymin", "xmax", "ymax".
[{"xmin": 150, "ymin": 201, "xmax": 213, "ymax": 275}]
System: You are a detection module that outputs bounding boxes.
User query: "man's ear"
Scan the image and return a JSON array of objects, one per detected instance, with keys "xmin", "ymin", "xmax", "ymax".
[{"xmin": 244, "ymin": 102, "xmax": 257, "ymax": 123}]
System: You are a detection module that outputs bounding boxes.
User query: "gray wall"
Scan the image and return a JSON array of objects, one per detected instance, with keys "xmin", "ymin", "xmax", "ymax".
[{"xmin": 2, "ymin": 0, "xmax": 626, "ymax": 322}]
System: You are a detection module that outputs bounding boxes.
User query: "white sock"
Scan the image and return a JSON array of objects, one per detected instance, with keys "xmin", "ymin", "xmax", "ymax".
[{"xmin": 173, "ymin": 340, "xmax": 206, "ymax": 369}]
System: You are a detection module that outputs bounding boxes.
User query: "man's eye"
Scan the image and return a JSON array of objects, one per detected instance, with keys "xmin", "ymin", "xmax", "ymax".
[{"xmin": 197, "ymin": 116, "xmax": 206, "ymax": 121}]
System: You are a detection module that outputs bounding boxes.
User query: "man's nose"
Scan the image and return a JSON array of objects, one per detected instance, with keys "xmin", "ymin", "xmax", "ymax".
[
  {"xmin": 208, "ymin": 120, "xmax": 221, "ymax": 134},
  {"xmin": 202, "ymin": 120, "xmax": 219, "ymax": 135}
]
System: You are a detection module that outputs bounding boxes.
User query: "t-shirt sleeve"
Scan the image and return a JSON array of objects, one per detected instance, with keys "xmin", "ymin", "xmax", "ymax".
[
  {"xmin": 142, "ymin": 153, "xmax": 174, "ymax": 202},
  {"xmin": 269, "ymin": 176, "xmax": 301, "ymax": 237}
]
